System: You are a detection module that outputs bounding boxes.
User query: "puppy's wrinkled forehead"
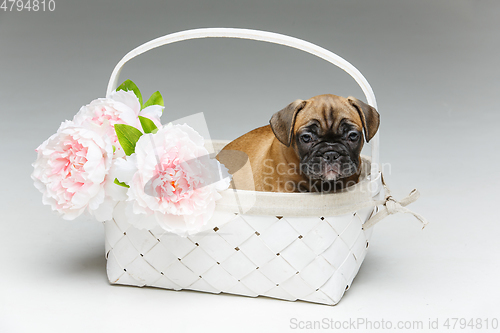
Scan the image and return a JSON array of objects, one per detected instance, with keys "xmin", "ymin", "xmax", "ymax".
[{"xmin": 294, "ymin": 94, "xmax": 363, "ymax": 132}]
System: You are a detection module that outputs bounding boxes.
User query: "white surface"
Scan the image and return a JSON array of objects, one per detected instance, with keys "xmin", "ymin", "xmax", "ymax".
[
  {"xmin": 1, "ymin": 1, "xmax": 500, "ymax": 332},
  {"xmin": 105, "ymin": 207, "xmax": 375, "ymax": 305}
]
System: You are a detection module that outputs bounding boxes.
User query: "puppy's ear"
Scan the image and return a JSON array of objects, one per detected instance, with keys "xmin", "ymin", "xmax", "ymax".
[
  {"xmin": 269, "ymin": 99, "xmax": 307, "ymax": 147},
  {"xmin": 348, "ymin": 97, "xmax": 380, "ymax": 142}
]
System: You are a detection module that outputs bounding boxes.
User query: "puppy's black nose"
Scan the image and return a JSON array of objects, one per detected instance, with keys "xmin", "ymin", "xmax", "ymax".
[{"xmin": 324, "ymin": 151, "xmax": 340, "ymax": 162}]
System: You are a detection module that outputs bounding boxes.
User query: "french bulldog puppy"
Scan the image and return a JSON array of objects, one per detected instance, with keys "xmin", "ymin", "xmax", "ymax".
[{"xmin": 217, "ymin": 94, "xmax": 379, "ymax": 192}]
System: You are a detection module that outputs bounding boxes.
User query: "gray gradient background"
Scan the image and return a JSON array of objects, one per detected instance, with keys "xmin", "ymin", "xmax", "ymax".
[{"xmin": 1, "ymin": 1, "xmax": 499, "ymax": 332}]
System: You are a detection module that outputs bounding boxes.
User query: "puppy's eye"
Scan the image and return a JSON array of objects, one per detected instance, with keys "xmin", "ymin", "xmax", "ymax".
[
  {"xmin": 300, "ymin": 134, "xmax": 313, "ymax": 143},
  {"xmin": 348, "ymin": 131, "xmax": 360, "ymax": 141}
]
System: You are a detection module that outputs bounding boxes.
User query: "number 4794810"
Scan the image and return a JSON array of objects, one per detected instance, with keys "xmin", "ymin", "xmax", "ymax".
[{"xmin": 1, "ymin": 0, "xmax": 55, "ymax": 11}]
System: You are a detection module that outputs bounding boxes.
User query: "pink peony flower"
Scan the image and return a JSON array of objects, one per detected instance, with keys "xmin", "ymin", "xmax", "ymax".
[
  {"xmin": 73, "ymin": 90, "xmax": 163, "ymax": 157},
  {"xmin": 115, "ymin": 124, "xmax": 230, "ymax": 235},
  {"xmin": 32, "ymin": 121, "xmax": 114, "ymax": 220}
]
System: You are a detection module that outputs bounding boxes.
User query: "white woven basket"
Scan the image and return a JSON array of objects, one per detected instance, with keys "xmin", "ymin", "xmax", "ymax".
[{"xmin": 103, "ymin": 28, "xmax": 386, "ymax": 305}]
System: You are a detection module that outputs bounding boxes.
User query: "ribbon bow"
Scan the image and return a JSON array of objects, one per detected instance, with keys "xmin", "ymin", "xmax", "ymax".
[{"xmin": 363, "ymin": 187, "xmax": 429, "ymax": 230}]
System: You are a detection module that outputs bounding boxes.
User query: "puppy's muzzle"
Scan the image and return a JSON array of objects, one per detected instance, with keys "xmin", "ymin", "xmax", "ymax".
[{"xmin": 302, "ymin": 145, "xmax": 357, "ymax": 181}]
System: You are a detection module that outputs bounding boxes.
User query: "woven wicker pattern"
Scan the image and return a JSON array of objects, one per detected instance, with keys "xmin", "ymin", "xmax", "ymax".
[{"xmin": 105, "ymin": 205, "xmax": 375, "ymax": 305}]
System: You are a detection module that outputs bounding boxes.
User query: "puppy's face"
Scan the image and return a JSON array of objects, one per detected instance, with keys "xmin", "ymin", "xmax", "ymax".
[{"xmin": 270, "ymin": 94, "xmax": 379, "ymax": 183}]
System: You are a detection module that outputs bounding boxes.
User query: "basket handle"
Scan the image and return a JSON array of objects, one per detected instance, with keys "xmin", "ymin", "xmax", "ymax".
[{"xmin": 106, "ymin": 28, "xmax": 380, "ymax": 175}]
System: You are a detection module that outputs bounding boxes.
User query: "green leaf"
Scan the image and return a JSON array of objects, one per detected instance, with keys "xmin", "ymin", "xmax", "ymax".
[
  {"xmin": 142, "ymin": 91, "xmax": 164, "ymax": 110},
  {"xmin": 116, "ymin": 79, "xmax": 143, "ymax": 107},
  {"xmin": 114, "ymin": 178, "xmax": 130, "ymax": 188},
  {"xmin": 138, "ymin": 116, "xmax": 158, "ymax": 134},
  {"xmin": 114, "ymin": 124, "xmax": 143, "ymax": 156}
]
